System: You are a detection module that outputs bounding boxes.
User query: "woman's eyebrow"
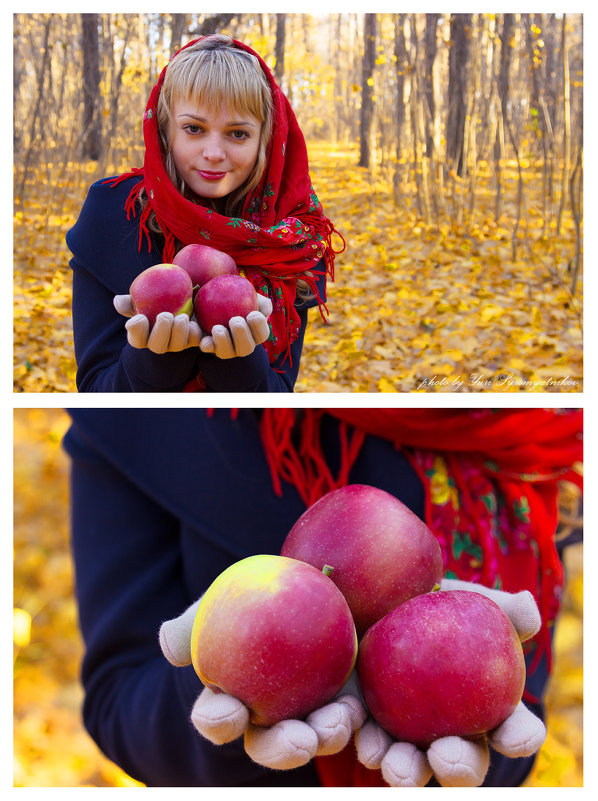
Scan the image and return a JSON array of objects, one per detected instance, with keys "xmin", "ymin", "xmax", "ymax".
[
  {"xmin": 177, "ymin": 112, "xmax": 256, "ymax": 127},
  {"xmin": 177, "ymin": 113, "xmax": 206, "ymax": 121}
]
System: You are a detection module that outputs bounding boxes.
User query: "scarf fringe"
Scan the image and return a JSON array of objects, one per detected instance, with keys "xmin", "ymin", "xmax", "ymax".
[
  {"xmin": 103, "ymin": 171, "xmax": 155, "ymax": 254},
  {"xmin": 312, "ymin": 215, "xmax": 346, "ymax": 284},
  {"xmin": 260, "ymin": 409, "xmax": 365, "ymax": 508}
]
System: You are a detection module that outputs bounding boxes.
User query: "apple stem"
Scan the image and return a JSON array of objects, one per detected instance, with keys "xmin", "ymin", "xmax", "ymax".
[{"xmin": 322, "ymin": 565, "xmax": 335, "ymax": 577}]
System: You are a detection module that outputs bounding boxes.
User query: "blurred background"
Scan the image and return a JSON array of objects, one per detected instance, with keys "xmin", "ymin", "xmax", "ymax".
[{"xmin": 13, "ymin": 408, "xmax": 582, "ymax": 786}]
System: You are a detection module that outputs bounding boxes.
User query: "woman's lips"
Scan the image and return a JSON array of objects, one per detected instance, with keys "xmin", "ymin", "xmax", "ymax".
[{"xmin": 197, "ymin": 170, "xmax": 228, "ymax": 181}]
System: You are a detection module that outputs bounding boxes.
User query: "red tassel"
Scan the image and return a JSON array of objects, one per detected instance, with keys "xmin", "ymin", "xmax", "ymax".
[{"xmin": 259, "ymin": 409, "xmax": 364, "ymax": 509}]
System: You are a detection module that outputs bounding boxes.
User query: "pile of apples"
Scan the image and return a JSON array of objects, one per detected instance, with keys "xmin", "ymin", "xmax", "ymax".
[
  {"xmin": 191, "ymin": 485, "xmax": 527, "ymax": 747},
  {"xmin": 128, "ymin": 243, "xmax": 258, "ymax": 330}
]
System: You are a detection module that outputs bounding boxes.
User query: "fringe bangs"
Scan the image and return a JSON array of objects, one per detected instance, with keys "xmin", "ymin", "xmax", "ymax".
[{"xmin": 167, "ymin": 44, "xmax": 271, "ymax": 125}]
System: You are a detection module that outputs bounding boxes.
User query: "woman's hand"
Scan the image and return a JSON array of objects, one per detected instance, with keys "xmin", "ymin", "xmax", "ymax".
[
  {"xmin": 114, "ymin": 295, "xmax": 201, "ymax": 354},
  {"xmin": 199, "ymin": 294, "xmax": 273, "ymax": 359},
  {"xmin": 354, "ymin": 579, "xmax": 547, "ymax": 787},
  {"xmin": 159, "ymin": 599, "xmax": 366, "ymax": 770}
]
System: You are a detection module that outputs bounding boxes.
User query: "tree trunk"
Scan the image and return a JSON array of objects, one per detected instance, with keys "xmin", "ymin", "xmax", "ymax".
[
  {"xmin": 349, "ymin": 14, "xmax": 360, "ymax": 142},
  {"xmin": 423, "ymin": 14, "xmax": 439, "ymax": 157},
  {"xmin": 333, "ymin": 14, "xmax": 343, "ymax": 142},
  {"xmin": 408, "ymin": 16, "xmax": 431, "ymax": 224},
  {"xmin": 274, "ymin": 14, "xmax": 286, "ymax": 86},
  {"xmin": 100, "ymin": 15, "xmax": 134, "ymax": 174},
  {"xmin": 393, "ymin": 14, "xmax": 407, "ymax": 203},
  {"xmin": 359, "ymin": 14, "xmax": 376, "ymax": 168},
  {"xmin": 467, "ymin": 14, "xmax": 482, "ymax": 225},
  {"xmin": 557, "ymin": 14, "xmax": 571, "ymax": 237},
  {"xmin": 525, "ymin": 13, "xmax": 551, "ymax": 236},
  {"xmin": 543, "ymin": 14, "xmax": 558, "ymax": 142},
  {"xmin": 569, "ymin": 125, "xmax": 582, "ymax": 295},
  {"xmin": 498, "ymin": 14, "xmax": 525, "ymax": 257},
  {"xmin": 493, "ymin": 13, "xmax": 514, "ymax": 220},
  {"xmin": 478, "ymin": 17, "xmax": 499, "ymax": 162},
  {"xmin": 13, "ymin": 17, "xmax": 24, "ymax": 153},
  {"xmin": 16, "ymin": 14, "xmax": 52, "ymax": 204},
  {"xmin": 543, "ymin": 14, "xmax": 559, "ymax": 207},
  {"xmin": 169, "ymin": 13, "xmax": 187, "ymax": 55},
  {"xmin": 497, "ymin": 14, "xmax": 513, "ymax": 133},
  {"xmin": 446, "ymin": 14, "xmax": 471, "ymax": 176},
  {"xmin": 81, "ymin": 13, "xmax": 102, "ymax": 161},
  {"xmin": 525, "ymin": 14, "xmax": 543, "ymax": 156}
]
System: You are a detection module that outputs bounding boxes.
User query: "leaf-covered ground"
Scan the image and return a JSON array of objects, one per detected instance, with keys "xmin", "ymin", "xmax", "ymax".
[
  {"xmin": 13, "ymin": 144, "xmax": 582, "ymax": 393},
  {"xmin": 13, "ymin": 409, "xmax": 582, "ymax": 786},
  {"xmin": 295, "ymin": 144, "xmax": 582, "ymax": 392}
]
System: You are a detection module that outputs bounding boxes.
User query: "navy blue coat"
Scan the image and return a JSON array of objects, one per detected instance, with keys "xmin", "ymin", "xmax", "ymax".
[
  {"xmin": 66, "ymin": 178, "xmax": 325, "ymax": 392},
  {"xmin": 64, "ymin": 409, "xmax": 553, "ymax": 787}
]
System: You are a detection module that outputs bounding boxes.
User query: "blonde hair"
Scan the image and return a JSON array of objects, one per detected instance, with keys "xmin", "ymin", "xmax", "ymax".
[{"xmin": 157, "ymin": 34, "xmax": 273, "ymax": 217}]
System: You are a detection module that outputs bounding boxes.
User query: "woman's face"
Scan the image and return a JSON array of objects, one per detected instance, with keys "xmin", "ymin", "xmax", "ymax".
[{"xmin": 170, "ymin": 100, "xmax": 262, "ymax": 201}]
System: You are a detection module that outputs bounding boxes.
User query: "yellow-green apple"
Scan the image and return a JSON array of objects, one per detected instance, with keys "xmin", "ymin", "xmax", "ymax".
[
  {"xmin": 173, "ymin": 243, "xmax": 237, "ymax": 287},
  {"xmin": 281, "ymin": 484, "xmax": 443, "ymax": 636},
  {"xmin": 357, "ymin": 590, "xmax": 526, "ymax": 747},
  {"xmin": 129, "ymin": 263, "xmax": 193, "ymax": 326},
  {"xmin": 194, "ymin": 273, "xmax": 259, "ymax": 332},
  {"xmin": 190, "ymin": 554, "xmax": 358, "ymax": 726}
]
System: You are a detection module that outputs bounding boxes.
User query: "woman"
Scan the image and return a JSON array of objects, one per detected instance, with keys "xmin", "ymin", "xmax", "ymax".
[
  {"xmin": 66, "ymin": 35, "xmax": 341, "ymax": 392},
  {"xmin": 64, "ymin": 407, "xmax": 582, "ymax": 786}
]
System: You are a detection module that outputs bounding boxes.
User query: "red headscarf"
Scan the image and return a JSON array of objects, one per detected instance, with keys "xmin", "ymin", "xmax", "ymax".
[
  {"xmin": 106, "ymin": 36, "xmax": 343, "ymax": 362},
  {"xmin": 259, "ymin": 408, "xmax": 582, "ymax": 785}
]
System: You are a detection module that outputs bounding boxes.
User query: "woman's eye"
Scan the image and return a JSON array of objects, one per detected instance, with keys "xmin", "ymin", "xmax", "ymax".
[
  {"xmin": 184, "ymin": 124, "xmax": 203, "ymax": 135},
  {"xmin": 230, "ymin": 130, "xmax": 250, "ymax": 140}
]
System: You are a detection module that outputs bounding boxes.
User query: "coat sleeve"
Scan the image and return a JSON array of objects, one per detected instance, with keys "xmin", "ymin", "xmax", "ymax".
[{"xmin": 63, "ymin": 418, "xmax": 320, "ymax": 787}]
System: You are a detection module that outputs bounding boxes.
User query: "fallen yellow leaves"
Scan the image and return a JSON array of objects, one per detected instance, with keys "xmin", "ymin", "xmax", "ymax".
[
  {"xmin": 524, "ymin": 543, "xmax": 583, "ymax": 787},
  {"xmin": 14, "ymin": 193, "xmax": 78, "ymax": 392},
  {"xmin": 295, "ymin": 143, "xmax": 582, "ymax": 392},
  {"xmin": 14, "ymin": 409, "xmax": 144, "ymax": 787}
]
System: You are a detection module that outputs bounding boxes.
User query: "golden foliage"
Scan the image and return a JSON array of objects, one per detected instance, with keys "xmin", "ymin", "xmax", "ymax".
[
  {"xmin": 13, "ymin": 409, "xmax": 142, "ymax": 787},
  {"xmin": 524, "ymin": 541, "xmax": 583, "ymax": 787},
  {"xmin": 295, "ymin": 144, "xmax": 582, "ymax": 392},
  {"xmin": 13, "ymin": 165, "xmax": 82, "ymax": 392},
  {"xmin": 13, "ymin": 409, "xmax": 582, "ymax": 786},
  {"xmin": 13, "ymin": 144, "xmax": 582, "ymax": 393}
]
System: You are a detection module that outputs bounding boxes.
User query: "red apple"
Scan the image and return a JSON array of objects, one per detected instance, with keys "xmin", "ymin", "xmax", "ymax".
[
  {"xmin": 281, "ymin": 485, "xmax": 443, "ymax": 636},
  {"xmin": 129, "ymin": 263, "xmax": 193, "ymax": 327},
  {"xmin": 173, "ymin": 243, "xmax": 237, "ymax": 287},
  {"xmin": 190, "ymin": 554, "xmax": 358, "ymax": 726},
  {"xmin": 194, "ymin": 273, "xmax": 259, "ymax": 332},
  {"xmin": 357, "ymin": 590, "xmax": 526, "ymax": 747}
]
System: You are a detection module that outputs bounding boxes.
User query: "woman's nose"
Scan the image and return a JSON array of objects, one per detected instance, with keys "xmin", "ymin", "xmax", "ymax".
[{"xmin": 202, "ymin": 134, "xmax": 226, "ymax": 161}]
